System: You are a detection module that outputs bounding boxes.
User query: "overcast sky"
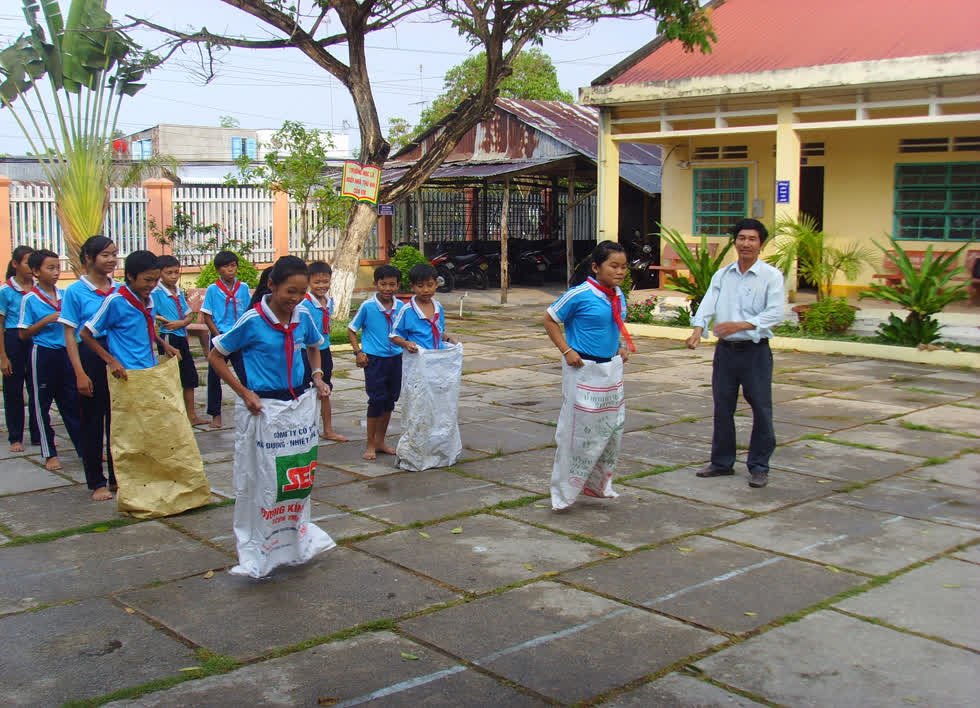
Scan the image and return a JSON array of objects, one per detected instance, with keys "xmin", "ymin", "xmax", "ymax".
[{"xmin": 0, "ymin": 2, "xmax": 660, "ymax": 157}]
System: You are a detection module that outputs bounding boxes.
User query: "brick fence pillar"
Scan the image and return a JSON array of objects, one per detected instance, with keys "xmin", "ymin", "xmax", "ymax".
[
  {"xmin": 273, "ymin": 191, "xmax": 290, "ymax": 259},
  {"xmin": 143, "ymin": 178, "xmax": 175, "ymax": 255},
  {"xmin": 0, "ymin": 176, "xmax": 11, "ymax": 270}
]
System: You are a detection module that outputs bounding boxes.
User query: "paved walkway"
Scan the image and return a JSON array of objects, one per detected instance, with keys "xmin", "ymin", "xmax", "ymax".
[{"xmin": 1, "ymin": 304, "xmax": 977, "ymax": 706}]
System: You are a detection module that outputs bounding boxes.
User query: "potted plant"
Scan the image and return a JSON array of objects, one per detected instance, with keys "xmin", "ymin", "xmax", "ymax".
[
  {"xmin": 388, "ymin": 244, "xmax": 431, "ymax": 301},
  {"xmin": 764, "ymin": 214, "xmax": 875, "ymax": 324},
  {"xmin": 660, "ymin": 225, "xmax": 734, "ymax": 321}
]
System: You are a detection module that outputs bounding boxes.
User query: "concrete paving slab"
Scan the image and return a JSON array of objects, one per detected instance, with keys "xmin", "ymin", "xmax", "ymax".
[
  {"xmin": 827, "ymin": 477, "xmax": 980, "ymax": 530},
  {"xmin": 117, "ymin": 547, "xmax": 456, "ymax": 660},
  {"xmin": 772, "ymin": 396, "xmax": 908, "ymax": 429},
  {"xmin": 461, "ymin": 353, "xmax": 548, "ymax": 373},
  {"xmin": 316, "ymin": 438, "xmax": 405, "ymax": 477},
  {"xmin": 820, "ymin": 359, "xmax": 942, "ymax": 378},
  {"xmin": 201, "ymin": 460, "xmax": 234, "ymax": 497},
  {"xmin": 951, "ymin": 544, "xmax": 980, "ymax": 564},
  {"xmin": 624, "ymin": 392, "xmax": 722, "ymax": 418},
  {"xmin": 835, "ymin": 557, "xmax": 979, "ymax": 650},
  {"xmin": 463, "ymin": 366, "xmax": 562, "ymax": 390},
  {"xmin": 712, "ymin": 500, "xmax": 978, "ymax": 575},
  {"xmin": 882, "ymin": 375, "xmax": 978, "ymax": 398},
  {"xmin": 502, "ymin": 489, "xmax": 743, "ymax": 550},
  {"xmin": 764, "ymin": 439, "xmax": 923, "ymax": 482},
  {"xmin": 354, "ymin": 514, "xmax": 601, "ymax": 593},
  {"xmin": 0, "ymin": 484, "xmax": 127, "ymax": 536},
  {"xmin": 26, "ymin": 452, "xmax": 87, "ymax": 483},
  {"xmin": 626, "ymin": 466, "xmax": 836, "ymax": 512},
  {"xmin": 2, "ymin": 598, "xmax": 198, "ymax": 706},
  {"xmin": 657, "ymin": 416, "xmax": 820, "ymax": 446},
  {"xmin": 455, "ymin": 448, "xmax": 553, "ymax": 494},
  {"xmin": 916, "ymin": 454, "xmax": 980, "ymax": 489},
  {"xmin": 884, "ymin": 404, "xmax": 980, "ymax": 436},
  {"xmin": 193, "ymin": 427, "xmax": 236, "ymax": 463},
  {"xmin": 618, "ymin": 431, "xmax": 712, "ymax": 468},
  {"xmin": 0, "ymin": 521, "xmax": 230, "ymax": 614},
  {"xmin": 827, "ymin": 423, "xmax": 978, "ymax": 459},
  {"xmin": 459, "ymin": 417, "xmax": 558, "ymax": 455},
  {"xmin": 400, "ymin": 581, "xmax": 724, "ymax": 704},
  {"xmin": 694, "ymin": 610, "xmax": 979, "ymax": 708},
  {"xmin": 774, "ymin": 370, "xmax": 887, "ymax": 390},
  {"xmin": 563, "ymin": 536, "xmax": 864, "ymax": 635},
  {"xmin": 312, "ymin": 470, "xmax": 527, "ymax": 525},
  {"xmin": 606, "ymin": 672, "xmax": 767, "ymax": 707},
  {"xmin": 0, "ymin": 456, "xmax": 71, "ymax": 494},
  {"xmin": 489, "ymin": 392, "xmax": 565, "ymax": 416},
  {"xmin": 829, "ymin": 382, "xmax": 964, "ymax": 409},
  {"xmin": 105, "ymin": 630, "xmax": 545, "ymax": 707},
  {"xmin": 622, "ymin": 409, "xmax": 677, "ymax": 431},
  {"xmin": 769, "ymin": 351, "xmax": 857, "ymax": 371}
]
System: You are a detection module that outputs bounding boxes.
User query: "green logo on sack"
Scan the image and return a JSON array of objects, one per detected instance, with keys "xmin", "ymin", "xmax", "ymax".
[{"xmin": 275, "ymin": 446, "xmax": 318, "ymax": 502}]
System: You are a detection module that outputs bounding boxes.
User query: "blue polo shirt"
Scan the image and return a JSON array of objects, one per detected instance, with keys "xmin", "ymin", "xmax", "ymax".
[
  {"xmin": 299, "ymin": 293, "xmax": 333, "ymax": 351},
  {"xmin": 59, "ymin": 276, "xmax": 120, "ymax": 341},
  {"xmin": 85, "ymin": 286, "xmax": 159, "ymax": 370},
  {"xmin": 0, "ymin": 277, "xmax": 32, "ymax": 327},
  {"xmin": 390, "ymin": 296, "xmax": 446, "ymax": 350},
  {"xmin": 201, "ymin": 279, "xmax": 250, "ymax": 333},
  {"xmin": 151, "ymin": 283, "xmax": 190, "ymax": 337},
  {"xmin": 212, "ymin": 296, "xmax": 324, "ymax": 393},
  {"xmin": 349, "ymin": 294, "xmax": 404, "ymax": 357},
  {"xmin": 547, "ymin": 279, "xmax": 626, "ymax": 359},
  {"xmin": 18, "ymin": 288, "xmax": 65, "ymax": 349}
]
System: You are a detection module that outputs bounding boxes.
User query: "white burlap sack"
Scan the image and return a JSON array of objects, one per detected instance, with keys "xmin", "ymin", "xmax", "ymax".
[
  {"xmin": 551, "ymin": 357, "xmax": 626, "ymax": 510},
  {"xmin": 395, "ymin": 343, "xmax": 463, "ymax": 471},
  {"xmin": 231, "ymin": 388, "xmax": 335, "ymax": 578}
]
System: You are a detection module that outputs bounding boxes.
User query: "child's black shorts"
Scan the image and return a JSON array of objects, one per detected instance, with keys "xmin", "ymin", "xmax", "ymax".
[
  {"xmin": 364, "ymin": 353, "xmax": 402, "ymax": 418},
  {"xmin": 159, "ymin": 333, "xmax": 199, "ymax": 389},
  {"xmin": 302, "ymin": 348, "xmax": 334, "ymax": 391}
]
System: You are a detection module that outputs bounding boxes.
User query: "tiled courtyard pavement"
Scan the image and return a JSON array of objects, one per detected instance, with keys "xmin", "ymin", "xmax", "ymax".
[{"xmin": 1, "ymin": 305, "xmax": 977, "ymax": 707}]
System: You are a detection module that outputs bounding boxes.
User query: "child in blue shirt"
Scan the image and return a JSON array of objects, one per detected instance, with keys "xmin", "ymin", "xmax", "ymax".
[
  {"xmin": 0, "ymin": 245, "xmax": 40, "ymax": 451},
  {"xmin": 81, "ymin": 250, "xmax": 179, "ymax": 377},
  {"xmin": 390, "ymin": 264, "xmax": 457, "ymax": 352},
  {"xmin": 200, "ymin": 250, "xmax": 251, "ymax": 428},
  {"xmin": 151, "ymin": 255, "xmax": 206, "ymax": 426},
  {"xmin": 348, "ymin": 264, "xmax": 404, "ymax": 460},
  {"xmin": 60, "ymin": 236, "xmax": 120, "ymax": 501},
  {"xmin": 300, "ymin": 260, "xmax": 348, "ymax": 442},
  {"xmin": 17, "ymin": 249, "xmax": 83, "ymax": 471}
]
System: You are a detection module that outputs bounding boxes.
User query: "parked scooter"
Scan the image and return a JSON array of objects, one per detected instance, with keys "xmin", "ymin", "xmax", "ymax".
[
  {"xmin": 429, "ymin": 249, "xmax": 491, "ymax": 293},
  {"xmin": 517, "ymin": 240, "xmax": 567, "ymax": 284},
  {"xmin": 629, "ymin": 234, "xmax": 658, "ymax": 289}
]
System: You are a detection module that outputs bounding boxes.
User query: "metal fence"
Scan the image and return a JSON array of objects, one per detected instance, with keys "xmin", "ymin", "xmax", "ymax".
[
  {"xmin": 171, "ymin": 186, "xmax": 276, "ymax": 266},
  {"xmin": 287, "ymin": 201, "xmax": 380, "ymax": 262}
]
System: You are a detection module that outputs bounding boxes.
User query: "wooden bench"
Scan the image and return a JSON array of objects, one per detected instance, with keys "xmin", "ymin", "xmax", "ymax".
[
  {"xmin": 649, "ymin": 242, "xmax": 719, "ymax": 284},
  {"xmin": 873, "ymin": 249, "xmax": 971, "ymax": 290}
]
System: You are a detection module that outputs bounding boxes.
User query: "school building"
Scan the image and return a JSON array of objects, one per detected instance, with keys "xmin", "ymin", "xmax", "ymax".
[{"xmin": 580, "ymin": 0, "xmax": 980, "ymax": 296}]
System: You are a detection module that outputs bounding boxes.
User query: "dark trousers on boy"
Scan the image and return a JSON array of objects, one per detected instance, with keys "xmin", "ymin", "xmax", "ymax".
[
  {"xmin": 3, "ymin": 330, "xmax": 40, "ymax": 446},
  {"xmin": 78, "ymin": 340, "xmax": 114, "ymax": 490},
  {"xmin": 159, "ymin": 333, "xmax": 200, "ymax": 389},
  {"xmin": 207, "ymin": 335, "xmax": 246, "ymax": 417},
  {"xmin": 365, "ymin": 353, "xmax": 402, "ymax": 418},
  {"xmin": 29, "ymin": 344, "xmax": 83, "ymax": 461}
]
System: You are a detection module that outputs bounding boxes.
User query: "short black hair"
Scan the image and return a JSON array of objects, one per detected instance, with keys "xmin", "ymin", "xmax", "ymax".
[
  {"xmin": 409, "ymin": 263, "xmax": 437, "ymax": 284},
  {"xmin": 214, "ymin": 250, "xmax": 239, "ymax": 269},
  {"xmin": 731, "ymin": 218, "xmax": 768, "ymax": 242},
  {"xmin": 125, "ymin": 250, "xmax": 160, "ymax": 279},
  {"xmin": 308, "ymin": 260, "xmax": 332, "ymax": 276},
  {"xmin": 155, "ymin": 254, "xmax": 180, "ymax": 270},
  {"xmin": 374, "ymin": 264, "xmax": 400, "ymax": 282},
  {"xmin": 28, "ymin": 249, "xmax": 59, "ymax": 271}
]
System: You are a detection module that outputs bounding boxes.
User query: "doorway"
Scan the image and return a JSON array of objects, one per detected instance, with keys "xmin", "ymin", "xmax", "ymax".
[{"xmin": 797, "ymin": 166, "xmax": 825, "ymax": 290}]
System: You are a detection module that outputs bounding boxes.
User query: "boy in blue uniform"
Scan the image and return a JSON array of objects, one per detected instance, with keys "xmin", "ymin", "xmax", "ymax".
[
  {"xmin": 17, "ymin": 249, "xmax": 83, "ymax": 471},
  {"xmin": 200, "ymin": 250, "xmax": 250, "ymax": 428},
  {"xmin": 348, "ymin": 264, "xmax": 404, "ymax": 460},
  {"xmin": 300, "ymin": 261, "xmax": 348, "ymax": 442},
  {"xmin": 81, "ymin": 251, "xmax": 179, "ymax": 377},
  {"xmin": 0, "ymin": 245, "xmax": 40, "ymax": 451},
  {"xmin": 390, "ymin": 264, "xmax": 457, "ymax": 352},
  {"xmin": 151, "ymin": 255, "xmax": 206, "ymax": 425}
]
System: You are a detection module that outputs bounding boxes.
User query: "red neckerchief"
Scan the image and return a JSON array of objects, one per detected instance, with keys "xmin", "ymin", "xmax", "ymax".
[
  {"xmin": 254, "ymin": 303, "xmax": 300, "ymax": 399},
  {"xmin": 305, "ymin": 293, "xmax": 329, "ymax": 335},
  {"xmin": 119, "ymin": 286, "xmax": 157, "ymax": 359},
  {"xmin": 162, "ymin": 285, "xmax": 184, "ymax": 318},
  {"xmin": 414, "ymin": 297, "xmax": 440, "ymax": 349},
  {"xmin": 85, "ymin": 275, "xmax": 116, "ymax": 297},
  {"xmin": 7, "ymin": 277, "xmax": 30, "ymax": 296},
  {"xmin": 216, "ymin": 278, "xmax": 242, "ymax": 321},
  {"xmin": 587, "ymin": 277, "xmax": 636, "ymax": 353},
  {"xmin": 30, "ymin": 286, "xmax": 61, "ymax": 312}
]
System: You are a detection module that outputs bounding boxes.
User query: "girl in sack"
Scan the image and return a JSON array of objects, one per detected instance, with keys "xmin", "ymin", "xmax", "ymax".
[
  {"xmin": 208, "ymin": 256, "xmax": 335, "ymax": 578},
  {"xmin": 543, "ymin": 241, "xmax": 635, "ymax": 510}
]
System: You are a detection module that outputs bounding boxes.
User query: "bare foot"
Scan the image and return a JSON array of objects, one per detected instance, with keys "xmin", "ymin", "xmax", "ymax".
[
  {"xmin": 189, "ymin": 416, "xmax": 209, "ymax": 426},
  {"xmin": 45, "ymin": 456, "xmax": 62, "ymax": 471},
  {"xmin": 9, "ymin": 442, "xmax": 24, "ymax": 452},
  {"xmin": 321, "ymin": 431, "xmax": 350, "ymax": 442},
  {"xmin": 210, "ymin": 415, "xmax": 222, "ymax": 429},
  {"xmin": 362, "ymin": 448, "xmax": 377, "ymax": 460},
  {"xmin": 92, "ymin": 486, "xmax": 113, "ymax": 501},
  {"xmin": 377, "ymin": 444, "xmax": 397, "ymax": 455},
  {"xmin": 109, "ymin": 483, "xmax": 118, "ymax": 492}
]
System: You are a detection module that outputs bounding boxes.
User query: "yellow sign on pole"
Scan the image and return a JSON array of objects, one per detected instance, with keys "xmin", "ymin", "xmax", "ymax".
[{"xmin": 341, "ymin": 162, "xmax": 381, "ymax": 203}]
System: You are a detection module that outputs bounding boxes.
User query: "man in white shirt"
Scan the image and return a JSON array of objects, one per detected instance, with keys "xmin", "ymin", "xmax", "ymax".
[{"xmin": 685, "ymin": 218, "xmax": 785, "ymax": 488}]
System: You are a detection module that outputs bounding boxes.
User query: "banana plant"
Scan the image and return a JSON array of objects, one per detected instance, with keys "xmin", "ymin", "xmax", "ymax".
[
  {"xmin": 0, "ymin": 0, "xmax": 156, "ymax": 271},
  {"xmin": 660, "ymin": 225, "xmax": 734, "ymax": 316}
]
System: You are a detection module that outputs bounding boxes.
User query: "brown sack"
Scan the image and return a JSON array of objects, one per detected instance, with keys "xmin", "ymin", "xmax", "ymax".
[{"xmin": 108, "ymin": 356, "xmax": 210, "ymax": 519}]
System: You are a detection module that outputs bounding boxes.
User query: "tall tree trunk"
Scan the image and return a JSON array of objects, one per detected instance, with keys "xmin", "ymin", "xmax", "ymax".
[{"xmin": 330, "ymin": 200, "xmax": 377, "ymax": 318}]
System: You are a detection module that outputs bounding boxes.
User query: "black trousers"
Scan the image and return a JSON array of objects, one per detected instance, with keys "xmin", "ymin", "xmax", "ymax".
[
  {"xmin": 206, "ymin": 336, "xmax": 246, "ymax": 417},
  {"xmin": 710, "ymin": 339, "xmax": 775, "ymax": 474},
  {"xmin": 78, "ymin": 340, "xmax": 115, "ymax": 490},
  {"xmin": 3, "ymin": 330, "xmax": 40, "ymax": 445},
  {"xmin": 29, "ymin": 344, "xmax": 83, "ymax": 461}
]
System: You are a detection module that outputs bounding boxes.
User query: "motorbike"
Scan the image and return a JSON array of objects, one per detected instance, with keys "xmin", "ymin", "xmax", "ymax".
[
  {"xmin": 629, "ymin": 236, "xmax": 658, "ymax": 289},
  {"xmin": 429, "ymin": 249, "xmax": 491, "ymax": 293},
  {"xmin": 517, "ymin": 240, "xmax": 568, "ymax": 284}
]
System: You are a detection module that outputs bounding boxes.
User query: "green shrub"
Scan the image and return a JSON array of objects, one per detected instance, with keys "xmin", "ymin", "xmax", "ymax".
[
  {"xmin": 619, "ymin": 267, "xmax": 633, "ymax": 304},
  {"xmin": 389, "ymin": 245, "xmax": 430, "ymax": 292},
  {"xmin": 194, "ymin": 243, "xmax": 261, "ymax": 289},
  {"xmin": 625, "ymin": 294, "xmax": 659, "ymax": 323},
  {"xmin": 799, "ymin": 297, "xmax": 856, "ymax": 335}
]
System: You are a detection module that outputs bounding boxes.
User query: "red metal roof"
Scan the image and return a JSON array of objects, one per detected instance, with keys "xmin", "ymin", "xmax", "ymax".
[{"xmin": 608, "ymin": 0, "xmax": 980, "ymax": 85}]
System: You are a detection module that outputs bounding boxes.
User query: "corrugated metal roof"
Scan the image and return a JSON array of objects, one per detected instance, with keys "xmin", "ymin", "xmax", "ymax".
[{"xmin": 607, "ymin": 0, "xmax": 980, "ymax": 85}]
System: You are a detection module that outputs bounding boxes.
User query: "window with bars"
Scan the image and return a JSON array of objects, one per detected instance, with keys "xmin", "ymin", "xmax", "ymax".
[
  {"xmin": 894, "ymin": 162, "xmax": 980, "ymax": 240},
  {"xmin": 693, "ymin": 167, "xmax": 748, "ymax": 236}
]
